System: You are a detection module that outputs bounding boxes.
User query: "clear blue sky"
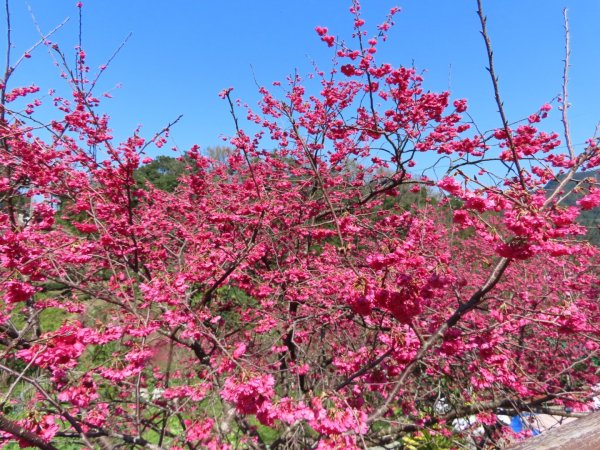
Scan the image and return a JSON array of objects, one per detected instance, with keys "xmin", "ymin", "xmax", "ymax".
[{"xmin": 4, "ymin": 0, "xmax": 600, "ymax": 160}]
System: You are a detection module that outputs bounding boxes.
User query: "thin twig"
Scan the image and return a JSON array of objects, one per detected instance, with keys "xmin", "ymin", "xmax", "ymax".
[
  {"xmin": 88, "ymin": 32, "xmax": 132, "ymax": 95},
  {"xmin": 476, "ymin": 0, "xmax": 527, "ymax": 191},
  {"xmin": 561, "ymin": 8, "xmax": 575, "ymax": 160},
  {"xmin": 1, "ymin": 0, "xmax": 12, "ymax": 121},
  {"xmin": 12, "ymin": 17, "xmax": 69, "ymax": 73}
]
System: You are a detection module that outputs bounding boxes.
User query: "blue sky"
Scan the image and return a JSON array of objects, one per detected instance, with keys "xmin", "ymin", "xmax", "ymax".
[{"xmin": 4, "ymin": 0, "xmax": 600, "ymax": 161}]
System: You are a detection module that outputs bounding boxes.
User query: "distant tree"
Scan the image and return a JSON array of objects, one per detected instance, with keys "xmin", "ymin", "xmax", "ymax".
[
  {"xmin": 545, "ymin": 170, "xmax": 600, "ymax": 245},
  {"xmin": 134, "ymin": 155, "xmax": 188, "ymax": 192},
  {"xmin": 135, "ymin": 147, "xmax": 234, "ymax": 192},
  {"xmin": 206, "ymin": 145, "xmax": 234, "ymax": 165}
]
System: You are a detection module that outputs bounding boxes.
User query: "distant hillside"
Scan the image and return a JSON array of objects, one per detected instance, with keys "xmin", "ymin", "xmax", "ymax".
[{"xmin": 545, "ymin": 170, "xmax": 600, "ymax": 245}]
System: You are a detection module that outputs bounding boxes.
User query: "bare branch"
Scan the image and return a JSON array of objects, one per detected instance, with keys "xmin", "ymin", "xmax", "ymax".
[
  {"xmin": 0, "ymin": 413, "xmax": 60, "ymax": 450},
  {"xmin": 561, "ymin": 8, "xmax": 575, "ymax": 160},
  {"xmin": 476, "ymin": 0, "xmax": 527, "ymax": 190}
]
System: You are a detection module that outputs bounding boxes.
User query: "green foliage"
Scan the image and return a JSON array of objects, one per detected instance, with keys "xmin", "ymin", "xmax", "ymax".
[
  {"xmin": 39, "ymin": 307, "xmax": 70, "ymax": 333},
  {"xmin": 134, "ymin": 155, "xmax": 189, "ymax": 192},
  {"xmin": 402, "ymin": 429, "xmax": 460, "ymax": 450},
  {"xmin": 134, "ymin": 147, "xmax": 234, "ymax": 192},
  {"xmin": 246, "ymin": 416, "xmax": 280, "ymax": 445},
  {"xmin": 381, "ymin": 184, "xmax": 433, "ymax": 211},
  {"xmin": 545, "ymin": 170, "xmax": 600, "ymax": 245}
]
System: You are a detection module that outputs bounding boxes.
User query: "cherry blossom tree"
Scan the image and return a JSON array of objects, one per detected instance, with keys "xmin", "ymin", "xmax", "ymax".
[{"xmin": 1, "ymin": 1, "xmax": 599, "ymax": 449}]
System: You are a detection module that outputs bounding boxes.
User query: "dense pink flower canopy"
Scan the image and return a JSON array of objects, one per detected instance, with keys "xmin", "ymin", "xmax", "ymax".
[{"xmin": 0, "ymin": 1, "xmax": 599, "ymax": 449}]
